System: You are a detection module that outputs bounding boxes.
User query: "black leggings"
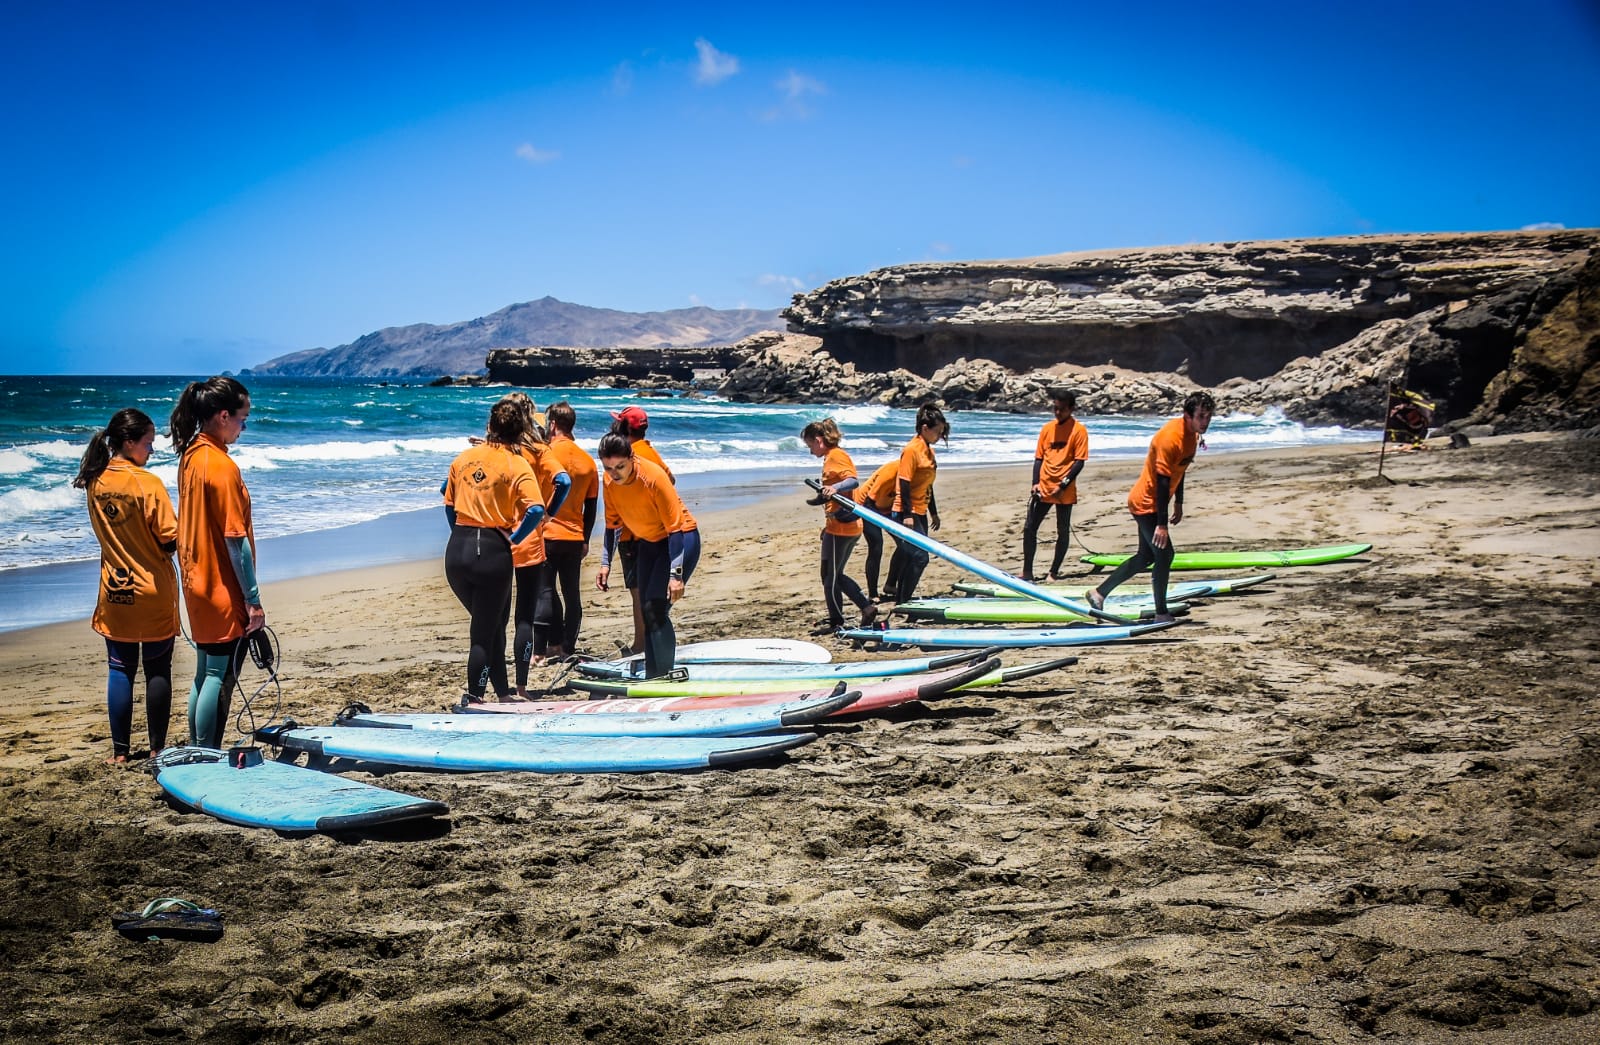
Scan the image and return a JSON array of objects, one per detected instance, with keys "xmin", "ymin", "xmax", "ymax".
[
  {"xmin": 512, "ymin": 563, "xmax": 541, "ymax": 690},
  {"xmin": 105, "ymin": 637, "xmax": 173, "ymax": 757},
  {"xmin": 1022, "ymin": 496, "xmax": 1073, "ymax": 579},
  {"xmin": 860, "ymin": 522, "xmax": 885, "ymax": 602},
  {"xmin": 535, "ymin": 539, "xmax": 586, "ymax": 656},
  {"xmin": 634, "ymin": 531, "xmax": 702, "ymax": 680},
  {"xmin": 820, "ymin": 533, "xmax": 868, "ymax": 625},
  {"xmin": 445, "ymin": 525, "xmax": 514, "ymax": 699},
  {"xmin": 886, "ymin": 514, "xmax": 930, "ymax": 604},
  {"xmin": 1093, "ymin": 513, "xmax": 1175, "ymax": 613}
]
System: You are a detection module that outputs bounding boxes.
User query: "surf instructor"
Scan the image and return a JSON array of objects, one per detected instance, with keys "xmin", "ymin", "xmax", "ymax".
[
  {"xmin": 1086, "ymin": 391, "xmax": 1215, "ymax": 623},
  {"xmin": 595, "ymin": 433, "xmax": 701, "ymax": 679},
  {"xmin": 170, "ymin": 376, "xmax": 260, "ymax": 749}
]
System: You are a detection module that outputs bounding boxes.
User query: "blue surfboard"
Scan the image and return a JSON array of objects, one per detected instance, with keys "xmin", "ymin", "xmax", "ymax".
[
  {"xmin": 152, "ymin": 747, "xmax": 448, "ymax": 832},
  {"xmin": 806, "ymin": 479, "xmax": 1132, "ymax": 624},
  {"xmin": 573, "ymin": 647, "xmax": 990, "ymax": 681},
  {"xmin": 259, "ymin": 725, "xmax": 817, "ymax": 773},
  {"xmin": 836, "ymin": 620, "xmax": 1183, "ymax": 650}
]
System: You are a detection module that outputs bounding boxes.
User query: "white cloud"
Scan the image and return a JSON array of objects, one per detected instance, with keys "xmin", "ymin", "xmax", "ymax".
[
  {"xmin": 610, "ymin": 61, "xmax": 634, "ymax": 97},
  {"xmin": 515, "ymin": 143, "xmax": 560, "ymax": 164},
  {"xmin": 1521, "ymin": 221, "xmax": 1566, "ymax": 231},
  {"xmin": 693, "ymin": 38, "xmax": 739, "ymax": 85},
  {"xmin": 758, "ymin": 273, "xmax": 806, "ymax": 291},
  {"xmin": 777, "ymin": 70, "xmax": 825, "ymax": 100},
  {"xmin": 760, "ymin": 69, "xmax": 826, "ymax": 121}
]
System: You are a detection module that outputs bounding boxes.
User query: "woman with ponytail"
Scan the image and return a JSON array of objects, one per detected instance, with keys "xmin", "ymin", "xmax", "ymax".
[
  {"xmin": 74, "ymin": 409, "xmax": 178, "ymax": 762},
  {"xmin": 500, "ymin": 393, "xmax": 570, "ymax": 692},
  {"xmin": 169, "ymin": 376, "xmax": 259, "ymax": 748}
]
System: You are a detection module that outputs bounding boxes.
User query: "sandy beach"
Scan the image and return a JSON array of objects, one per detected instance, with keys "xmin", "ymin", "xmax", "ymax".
[{"xmin": 2, "ymin": 432, "xmax": 1599, "ymax": 1043}]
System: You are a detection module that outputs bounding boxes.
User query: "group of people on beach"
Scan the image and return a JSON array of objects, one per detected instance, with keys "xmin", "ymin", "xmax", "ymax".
[
  {"xmin": 800, "ymin": 388, "xmax": 1217, "ymax": 628},
  {"xmin": 78, "ymin": 374, "xmax": 1216, "ymax": 757}
]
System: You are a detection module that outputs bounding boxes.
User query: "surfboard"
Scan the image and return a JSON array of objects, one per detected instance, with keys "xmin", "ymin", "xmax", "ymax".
[
  {"xmin": 836, "ymin": 620, "xmax": 1183, "ymax": 650},
  {"xmin": 257, "ymin": 725, "xmax": 816, "ymax": 773},
  {"xmin": 565, "ymin": 656, "xmax": 1077, "ymax": 699},
  {"xmin": 572, "ymin": 647, "xmax": 991, "ymax": 681},
  {"xmin": 339, "ymin": 689, "xmax": 858, "ymax": 738},
  {"xmin": 1081, "ymin": 544, "xmax": 1372, "ymax": 570},
  {"xmin": 807, "ymin": 480, "xmax": 1133, "ymax": 624},
  {"xmin": 894, "ymin": 598, "xmax": 1188, "ymax": 624},
  {"xmin": 607, "ymin": 638, "xmax": 833, "ymax": 666},
  {"xmin": 950, "ymin": 574, "xmax": 1277, "ymax": 599},
  {"xmin": 151, "ymin": 747, "xmax": 448, "ymax": 832}
]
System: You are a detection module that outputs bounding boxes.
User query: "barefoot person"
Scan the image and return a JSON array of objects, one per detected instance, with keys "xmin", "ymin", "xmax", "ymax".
[
  {"xmin": 536, "ymin": 400, "xmax": 598, "ymax": 662},
  {"xmin": 75, "ymin": 408, "xmax": 179, "ymax": 762},
  {"xmin": 802, "ymin": 418, "xmax": 875, "ymax": 633},
  {"xmin": 501, "ymin": 394, "xmax": 569, "ymax": 694},
  {"xmin": 1086, "ymin": 391, "xmax": 1215, "ymax": 623},
  {"xmin": 442, "ymin": 399, "xmax": 546, "ymax": 703},
  {"xmin": 852, "ymin": 459, "xmax": 899, "ymax": 604},
  {"xmin": 1019, "ymin": 388, "xmax": 1089, "ymax": 582},
  {"xmin": 170, "ymin": 376, "xmax": 260, "ymax": 748},
  {"xmin": 885, "ymin": 402, "xmax": 946, "ymax": 605},
  {"xmin": 594, "ymin": 433, "xmax": 701, "ymax": 679},
  {"xmin": 608, "ymin": 405, "xmax": 674, "ymax": 657}
]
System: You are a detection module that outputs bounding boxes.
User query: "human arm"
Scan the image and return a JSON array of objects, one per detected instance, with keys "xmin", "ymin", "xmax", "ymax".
[
  {"xmin": 596, "ymin": 527, "xmax": 616, "ymax": 590},
  {"xmin": 545, "ymin": 471, "xmax": 572, "ymax": 518},
  {"xmin": 667, "ymin": 530, "xmax": 687, "ymax": 603},
  {"xmin": 225, "ymin": 536, "xmax": 267, "ymax": 632},
  {"xmin": 1153, "ymin": 475, "xmax": 1174, "ymax": 548},
  {"xmin": 928, "ymin": 487, "xmax": 940, "ymax": 532}
]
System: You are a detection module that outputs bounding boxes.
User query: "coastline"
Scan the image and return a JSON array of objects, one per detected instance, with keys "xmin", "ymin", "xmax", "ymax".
[{"xmin": 3, "ymin": 432, "xmax": 1599, "ymax": 1041}]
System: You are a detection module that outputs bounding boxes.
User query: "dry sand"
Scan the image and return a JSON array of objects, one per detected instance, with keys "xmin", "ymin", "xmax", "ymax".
[{"xmin": 2, "ymin": 433, "xmax": 1599, "ymax": 1043}]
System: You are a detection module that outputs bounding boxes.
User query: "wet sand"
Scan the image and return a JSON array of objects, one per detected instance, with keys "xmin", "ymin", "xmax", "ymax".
[{"xmin": 2, "ymin": 433, "xmax": 1598, "ymax": 1043}]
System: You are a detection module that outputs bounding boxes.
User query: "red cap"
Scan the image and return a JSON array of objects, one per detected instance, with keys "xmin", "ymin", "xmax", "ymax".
[{"xmin": 611, "ymin": 405, "xmax": 649, "ymax": 428}]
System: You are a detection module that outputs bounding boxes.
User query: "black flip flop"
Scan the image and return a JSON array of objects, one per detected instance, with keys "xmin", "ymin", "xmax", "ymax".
[{"xmin": 112, "ymin": 898, "xmax": 224, "ymax": 943}]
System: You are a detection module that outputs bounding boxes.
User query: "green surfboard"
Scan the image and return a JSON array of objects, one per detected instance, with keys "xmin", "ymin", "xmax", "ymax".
[{"xmin": 1081, "ymin": 543, "xmax": 1371, "ymax": 571}]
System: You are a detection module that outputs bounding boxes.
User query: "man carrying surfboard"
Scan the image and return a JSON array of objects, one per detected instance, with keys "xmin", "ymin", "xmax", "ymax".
[{"xmin": 1086, "ymin": 391, "xmax": 1215, "ymax": 623}]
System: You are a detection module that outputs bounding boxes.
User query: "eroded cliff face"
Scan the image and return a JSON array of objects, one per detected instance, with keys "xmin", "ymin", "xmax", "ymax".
[{"xmin": 783, "ymin": 232, "xmax": 1597, "ymax": 396}]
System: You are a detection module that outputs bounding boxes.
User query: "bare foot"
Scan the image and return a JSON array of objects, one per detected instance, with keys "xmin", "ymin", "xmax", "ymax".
[{"xmin": 105, "ymin": 754, "xmax": 129, "ymax": 765}]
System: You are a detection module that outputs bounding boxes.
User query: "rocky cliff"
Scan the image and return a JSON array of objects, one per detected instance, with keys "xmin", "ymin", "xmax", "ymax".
[
  {"xmin": 754, "ymin": 230, "xmax": 1599, "ymax": 428},
  {"xmin": 246, "ymin": 297, "xmax": 782, "ymax": 378}
]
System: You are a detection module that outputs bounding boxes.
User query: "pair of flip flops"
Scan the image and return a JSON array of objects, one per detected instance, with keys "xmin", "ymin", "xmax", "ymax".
[{"xmin": 111, "ymin": 897, "xmax": 224, "ymax": 942}]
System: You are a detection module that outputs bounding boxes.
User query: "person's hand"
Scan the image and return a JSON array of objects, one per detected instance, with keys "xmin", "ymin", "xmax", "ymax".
[
  {"xmin": 580, "ymin": 541, "xmax": 590, "ymax": 559},
  {"xmin": 930, "ymin": 512, "xmax": 941, "ymax": 532},
  {"xmin": 668, "ymin": 577, "xmax": 685, "ymax": 603},
  {"xmin": 1171, "ymin": 505, "xmax": 1184, "ymax": 526},
  {"xmin": 595, "ymin": 566, "xmax": 610, "ymax": 592},
  {"xmin": 1153, "ymin": 524, "xmax": 1170, "ymax": 549},
  {"xmin": 820, "ymin": 484, "xmax": 836, "ymax": 498},
  {"xmin": 246, "ymin": 604, "xmax": 267, "ymax": 633}
]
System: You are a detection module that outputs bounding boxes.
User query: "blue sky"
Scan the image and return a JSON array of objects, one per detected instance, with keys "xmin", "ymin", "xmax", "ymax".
[{"xmin": 5, "ymin": 1, "xmax": 1598, "ymax": 374}]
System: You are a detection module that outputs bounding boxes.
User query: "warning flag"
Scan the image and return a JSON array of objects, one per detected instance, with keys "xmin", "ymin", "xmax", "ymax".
[{"xmin": 1384, "ymin": 385, "xmax": 1435, "ymax": 445}]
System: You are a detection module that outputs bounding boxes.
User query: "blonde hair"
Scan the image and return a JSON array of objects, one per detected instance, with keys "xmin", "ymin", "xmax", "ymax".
[{"xmin": 801, "ymin": 418, "xmax": 842, "ymax": 448}]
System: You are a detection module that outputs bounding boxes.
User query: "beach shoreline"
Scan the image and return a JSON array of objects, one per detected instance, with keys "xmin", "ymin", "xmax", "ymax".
[{"xmin": 3, "ymin": 432, "xmax": 1599, "ymax": 1042}]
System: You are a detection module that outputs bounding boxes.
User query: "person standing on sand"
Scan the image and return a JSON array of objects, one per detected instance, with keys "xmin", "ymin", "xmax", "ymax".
[
  {"xmin": 594, "ymin": 433, "xmax": 701, "ymax": 679},
  {"xmin": 1086, "ymin": 391, "xmax": 1215, "ymax": 623},
  {"xmin": 442, "ymin": 399, "xmax": 546, "ymax": 703},
  {"xmin": 170, "ymin": 376, "xmax": 261, "ymax": 748},
  {"xmin": 608, "ymin": 405, "xmax": 670, "ymax": 657},
  {"xmin": 536, "ymin": 400, "xmax": 598, "ymax": 663},
  {"xmin": 75, "ymin": 408, "xmax": 179, "ymax": 763},
  {"xmin": 501, "ymin": 393, "xmax": 570, "ymax": 694},
  {"xmin": 802, "ymin": 418, "xmax": 876, "ymax": 634},
  {"xmin": 1019, "ymin": 388, "xmax": 1089, "ymax": 582},
  {"xmin": 852, "ymin": 458, "xmax": 899, "ymax": 604},
  {"xmin": 884, "ymin": 403, "xmax": 946, "ymax": 605}
]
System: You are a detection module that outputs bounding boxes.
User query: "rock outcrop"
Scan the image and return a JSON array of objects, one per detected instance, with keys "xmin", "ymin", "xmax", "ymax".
[
  {"xmin": 484, "ymin": 343, "xmax": 750, "ymax": 386},
  {"xmin": 752, "ymin": 230, "xmax": 1599, "ymax": 427}
]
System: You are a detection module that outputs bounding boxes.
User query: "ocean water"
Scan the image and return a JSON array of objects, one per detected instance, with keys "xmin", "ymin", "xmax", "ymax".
[{"xmin": 0, "ymin": 375, "xmax": 1371, "ymax": 630}]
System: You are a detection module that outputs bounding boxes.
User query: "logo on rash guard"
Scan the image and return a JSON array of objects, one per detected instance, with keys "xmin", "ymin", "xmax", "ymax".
[
  {"xmin": 472, "ymin": 468, "xmax": 487, "ymax": 483},
  {"xmin": 105, "ymin": 566, "xmax": 136, "ymax": 605}
]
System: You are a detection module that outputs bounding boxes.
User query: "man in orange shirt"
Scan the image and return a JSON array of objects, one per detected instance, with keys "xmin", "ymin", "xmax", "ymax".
[
  {"xmin": 1020, "ymin": 388, "xmax": 1089, "ymax": 582},
  {"xmin": 1086, "ymin": 391, "xmax": 1215, "ymax": 622},
  {"xmin": 537, "ymin": 400, "xmax": 599, "ymax": 661}
]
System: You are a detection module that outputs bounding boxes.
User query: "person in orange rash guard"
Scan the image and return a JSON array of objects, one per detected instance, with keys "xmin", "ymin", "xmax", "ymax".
[
  {"xmin": 500, "ymin": 393, "xmax": 570, "ymax": 694},
  {"xmin": 1086, "ymin": 391, "xmax": 1215, "ymax": 622},
  {"xmin": 853, "ymin": 458, "xmax": 899, "ymax": 603},
  {"xmin": 801, "ymin": 418, "xmax": 875, "ymax": 632},
  {"xmin": 536, "ymin": 399, "xmax": 598, "ymax": 662},
  {"xmin": 1020, "ymin": 388, "xmax": 1089, "ymax": 581},
  {"xmin": 884, "ymin": 402, "xmax": 946, "ymax": 605},
  {"xmin": 74, "ymin": 407, "xmax": 178, "ymax": 762}
]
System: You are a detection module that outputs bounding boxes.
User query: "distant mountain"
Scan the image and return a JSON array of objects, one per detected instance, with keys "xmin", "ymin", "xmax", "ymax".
[{"xmin": 244, "ymin": 297, "xmax": 786, "ymax": 377}]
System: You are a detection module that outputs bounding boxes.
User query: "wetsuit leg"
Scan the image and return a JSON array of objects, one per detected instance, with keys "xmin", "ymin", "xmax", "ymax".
[
  {"xmin": 189, "ymin": 639, "xmax": 245, "ymax": 749},
  {"xmin": 619, "ymin": 539, "xmax": 645, "ymax": 652},
  {"xmin": 634, "ymin": 536, "xmax": 674, "ymax": 678},
  {"xmin": 1093, "ymin": 512, "xmax": 1159, "ymax": 604},
  {"xmin": 513, "ymin": 563, "xmax": 539, "ymax": 690},
  {"xmin": 860, "ymin": 523, "xmax": 884, "ymax": 602},
  {"xmin": 533, "ymin": 544, "xmax": 561, "ymax": 654},
  {"xmin": 544, "ymin": 540, "xmax": 586, "ymax": 655},
  {"xmin": 1047, "ymin": 503, "xmax": 1074, "ymax": 577},
  {"xmin": 820, "ymin": 533, "xmax": 866, "ymax": 624},
  {"xmin": 1020, "ymin": 494, "xmax": 1052, "ymax": 579},
  {"xmin": 106, "ymin": 638, "xmax": 138, "ymax": 758},
  {"xmin": 142, "ymin": 637, "xmax": 174, "ymax": 753},
  {"xmin": 893, "ymin": 514, "xmax": 931, "ymax": 604},
  {"xmin": 445, "ymin": 525, "xmax": 515, "ymax": 700}
]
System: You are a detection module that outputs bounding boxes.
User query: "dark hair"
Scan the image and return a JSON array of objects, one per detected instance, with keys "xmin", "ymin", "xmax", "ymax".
[
  {"xmin": 73, "ymin": 408, "xmax": 155, "ymax": 489},
  {"xmin": 547, "ymin": 400, "xmax": 576, "ymax": 435},
  {"xmin": 915, "ymin": 402, "xmax": 948, "ymax": 441},
  {"xmin": 801, "ymin": 418, "xmax": 841, "ymax": 447},
  {"xmin": 1049, "ymin": 388, "xmax": 1077, "ymax": 410},
  {"xmin": 497, "ymin": 392, "xmax": 547, "ymax": 453},
  {"xmin": 485, "ymin": 397, "xmax": 532, "ymax": 447},
  {"xmin": 168, "ymin": 376, "xmax": 249, "ymax": 454},
  {"xmin": 609, "ymin": 416, "xmax": 646, "ymax": 439},
  {"xmin": 597, "ymin": 432, "xmax": 633, "ymax": 461},
  {"xmin": 1183, "ymin": 391, "xmax": 1216, "ymax": 416}
]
